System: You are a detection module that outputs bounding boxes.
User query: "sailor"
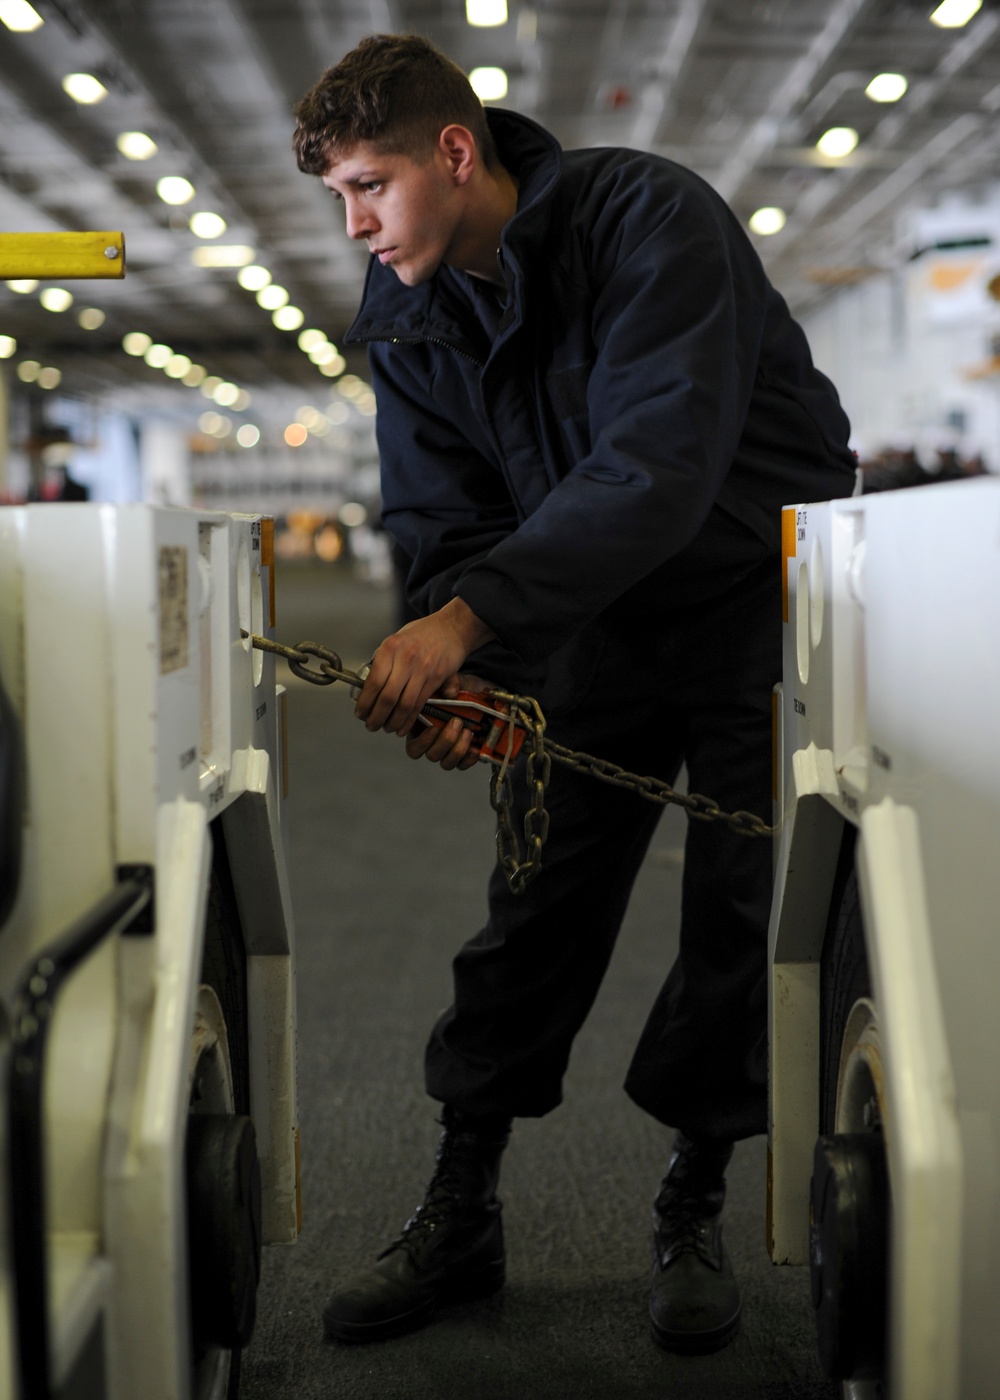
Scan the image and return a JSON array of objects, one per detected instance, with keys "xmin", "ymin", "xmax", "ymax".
[{"xmin": 293, "ymin": 33, "xmax": 857, "ymax": 1352}]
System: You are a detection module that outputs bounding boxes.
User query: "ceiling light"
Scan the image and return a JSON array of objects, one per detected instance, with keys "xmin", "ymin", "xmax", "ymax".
[
  {"xmin": 238, "ymin": 264, "xmax": 271, "ymax": 291},
  {"xmin": 295, "ymin": 406, "xmax": 322, "ymax": 428},
  {"xmin": 157, "ymin": 176, "xmax": 195, "ymax": 205},
  {"xmin": 319, "ymin": 354, "xmax": 347, "ymax": 377},
  {"xmin": 7, "ymin": 279, "xmax": 37, "ymax": 293},
  {"xmin": 37, "ymin": 366, "xmax": 61, "ymax": 390},
  {"xmin": 236, "ymin": 424, "xmax": 260, "ymax": 448},
  {"xmin": 0, "ymin": 335, "xmax": 13, "ymax": 357},
  {"xmin": 0, "ymin": 0, "xmax": 44, "ymax": 32},
  {"xmin": 284, "ymin": 423, "xmax": 308, "ymax": 447},
  {"xmin": 298, "ymin": 328, "xmax": 327, "ymax": 352},
  {"xmin": 16, "ymin": 360, "xmax": 40, "ymax": 382},
  {"xmin": 200, "ymin": 375, "xmax": 223, "ymax": 398},
  {"xmin": 122, "ymin": 331, "xmax": 152, "ymax": 356},
  {"xmin": 234, "ymin": 389, "xmax": 252, "ymax": 410},
  {"xmin": 144, "ymin": 343, "xmax": 173, "ymax": 368},
  {"xmin": 165, "ymin": 353, "xmax": 192, "ymax": 379},
  {"xmin": 40, "ymin": 287, "xmax": 73, "ymax": 312},
  {"xmin": 865, "ymin": 72, "xmax": 908, "ymax": 103},
  {"xmin": 930, "ymin": 0, "xmax": 982, "ymax": 26},
  {"xmin": 78, "ymin": 307, "xmax": 105, "ymax": 329},
  {"xmin": 62, "ymin": 72, "xmax": 107, "ymax": 104},
  {"xmin": 198, "ymin": 411, "xmax": 222, "ymax": 435},
  {"xmin": 748, "ymin": 206, "xmax": 786, "ymax": 236},
  {"xmin": 256, "ymin": 284, "xmax": 288, "ymax": 310},
  {"xmin": 117, "ymin": 131, "xmax": 158, "ymax": 161},
  {"xmin": 182, "ymin": 363, "xmax": 206, "ymax": 387},
  {"xmin": 213, "ymin": 381, "xmax": 240, "ymax": 407},
  {"xmin": 466, "ymin": 0, "xmax": 507, "ymax": 25},
  {"xmin": 816, "ymin": 126, "xmax": 859, "ymax": 158},
  {"xmin": 273, "ymin": 305, "xmax": 304, "ymax": 331},
  {"xmin": 190, "ymin": 245, "xmax": 255, "ymax": 268},
  {"xmin": 469, "ymin": 67, "xmax": 508, "ymax": 101},
  {"xmin": 309, "ymin": 342, "xmax": 338, "ymax": 364},
  {"xmin": 189, "ymin": 211, "xmax": 228, "ymax": 239}
]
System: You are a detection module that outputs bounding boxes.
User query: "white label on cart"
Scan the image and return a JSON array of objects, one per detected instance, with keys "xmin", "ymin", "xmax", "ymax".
[{"xmin": 159, "ymin": 545, "xmax": 189, "ymax": 674}]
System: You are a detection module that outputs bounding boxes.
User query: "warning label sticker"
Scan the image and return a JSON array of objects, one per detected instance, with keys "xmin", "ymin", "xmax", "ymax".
[{"xmin": 159, "ymin": 545, "xmax": 189, "ymax": 674}]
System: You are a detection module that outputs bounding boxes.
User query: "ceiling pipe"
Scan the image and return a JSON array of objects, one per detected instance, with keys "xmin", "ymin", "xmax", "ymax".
[{"xmin": 713, "ymin": 0, "xmax": 873, "ymax": 205}]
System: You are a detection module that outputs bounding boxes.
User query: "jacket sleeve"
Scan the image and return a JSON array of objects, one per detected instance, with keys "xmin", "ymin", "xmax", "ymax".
[
  {"xmin": 370, "ymin": 340, "xmax": 520, "ymax": 620},
  {"xmin": 453, "ymin": 162, "xmax": 769, "ymax": 664}
]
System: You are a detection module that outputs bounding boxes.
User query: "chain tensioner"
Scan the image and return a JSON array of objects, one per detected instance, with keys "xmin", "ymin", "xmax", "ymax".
[{"xmin": 244, "ymin": 631, "xmax": 777, "ymax": 894}]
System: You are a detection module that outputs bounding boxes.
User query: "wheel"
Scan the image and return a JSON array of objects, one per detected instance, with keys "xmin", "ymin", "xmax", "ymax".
[
  {"xmin": 811, "ymin": 831, "xmax": 890, "ymax": 1399},
  {"xmin": 186, "ymin": 827, "xmax": 261, "ymax": 1400}
]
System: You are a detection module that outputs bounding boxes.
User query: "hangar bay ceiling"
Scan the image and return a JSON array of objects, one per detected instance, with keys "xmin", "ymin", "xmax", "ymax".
[{"xmin": 0, "ymin": 0, "xmax": 998, "ymax": 412}]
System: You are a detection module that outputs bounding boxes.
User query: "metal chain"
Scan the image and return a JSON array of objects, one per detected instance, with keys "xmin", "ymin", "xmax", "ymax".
[{"xmin": 246, "ymin": 632, "xmax": 776, "ymax": 893}]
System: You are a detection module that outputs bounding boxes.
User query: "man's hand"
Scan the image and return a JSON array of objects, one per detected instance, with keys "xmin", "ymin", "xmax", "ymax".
[
  {"xmin": 354, "ymin": 596, "xmax": 495, "ymax": 738},
  {"xmin": 403, "ymin": 672, "xmax": 493, "ymax": 771}
]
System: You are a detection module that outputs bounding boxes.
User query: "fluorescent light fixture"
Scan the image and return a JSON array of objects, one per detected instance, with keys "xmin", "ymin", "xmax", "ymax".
[
  {"xmin": 930, "ymin": 0, "xmax": 982, "ymax": 26},
  {"xmin": 156, "ymin": 176, "xmax": 195, "ymax": 205},
  {"xmin": 238, "ymin": 264, "xmax": 272, "ymax": 291},
  {"xmin": 469, "ymin": 66, "xmax": 508, "ymax": 101},
  {"xmin": 190, "ymin": 245, "xmax": 255, "ymax": 268},
  {"xmin": 122, "ymin": 332, "xmax": 152, "ymax": 356},
  {"xmin": 62, "ymin": 72, "xmax": 107, "ymax": 104},
  {"xmin": 6, "ymin": 279, "xmax": 37, "ymax": 293},
  {"xmin": 39, "ymin": 287, "xmax": 73, "ymax": 312},
  {"xmin": 78, "ymin": 307, "xmax": 105, "ymax": 329},
  {"xmin": 0, "ymin": 0, "xmax": 43, "ymax": 32},
  {"xmin": 748, "ymin": 207, "xmax": 786, "ymax": 236},
  {"xmin": 865, "ymin": 72, "xmax": 908, "ymax": 103},
  {"xmin": 256, "ymin": 284, "xmax": 288, "ymax": 310},
  {"xmin": 189, "ymin": 210, "xmax": 227, "ymax": 239},
  {"xmin": 117, "ymin": 131, "xmax": 158, "ymax": 161},
  {"xmin": 816, "ymin": 126, "xmax": 859, "ymax": 158},
  {"xmin": 272, "ymin": 305, "xmax": 304, "ymax": 331},
  {"xmin": 0, "ymin": 335, "xmax": 16, "ymax": 357},
  {"xmin": 466, "ymin": 0, "xmax": 507, "ymax": 25}
]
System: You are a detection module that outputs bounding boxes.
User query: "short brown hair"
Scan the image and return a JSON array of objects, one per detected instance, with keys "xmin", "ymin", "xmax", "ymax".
[{"xmin": 293, "ymin": 34, "xmax": 497, "ymax": 175}]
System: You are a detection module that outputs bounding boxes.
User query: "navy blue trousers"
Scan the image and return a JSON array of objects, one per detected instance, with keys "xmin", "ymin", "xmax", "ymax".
[{"xmin": 424, "ymin": 559, "xmax": 780, "ymax": 1142}]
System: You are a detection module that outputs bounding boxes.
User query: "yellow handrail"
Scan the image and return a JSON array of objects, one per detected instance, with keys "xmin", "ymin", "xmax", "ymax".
[{"xmin": 0, "ymin": 231, "xmax": 126, "ymax": 280}]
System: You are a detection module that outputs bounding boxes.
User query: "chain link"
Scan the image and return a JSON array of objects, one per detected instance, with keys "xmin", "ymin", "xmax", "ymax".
[{"xmin": 247, "ymin": 632, "xmax": 777, "ymax": 893}]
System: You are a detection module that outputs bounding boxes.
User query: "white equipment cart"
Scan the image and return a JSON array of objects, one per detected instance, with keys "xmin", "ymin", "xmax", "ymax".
[
  {"xmin": 0, "ymin": 504, "xmax": 298, "ymax": 1400},
  {"xmin": 769, "ymin": 476, "xmax": 1000, "ymax": 1400}
]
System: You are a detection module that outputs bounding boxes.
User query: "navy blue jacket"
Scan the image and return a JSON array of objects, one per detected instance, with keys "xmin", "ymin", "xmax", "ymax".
[{"xmin": 346, "ymin": 109, "xmax": 856, "ymax": 676}]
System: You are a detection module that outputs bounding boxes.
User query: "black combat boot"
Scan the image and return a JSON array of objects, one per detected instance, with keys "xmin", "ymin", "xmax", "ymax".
[
  {"xmin": 322, "ymin": 1107, "xmax": 511, "ymax": 1342},
  {"xmin": 649, "ymin": 1130, "xmax": 741, "ymax": 1354}
]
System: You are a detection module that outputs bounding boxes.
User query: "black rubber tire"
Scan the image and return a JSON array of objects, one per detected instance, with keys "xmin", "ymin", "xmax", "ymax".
[
  {"xmin": 189, "ymin": 822, "xmax": 255, "ymax": 1400},
  {"xmin": 818, "ymin": 825, "xmax": 868, "ymax": 1134},
  {"xmin": 815, "ymin": 823, "xmax": 888, "ymax": 1396}
]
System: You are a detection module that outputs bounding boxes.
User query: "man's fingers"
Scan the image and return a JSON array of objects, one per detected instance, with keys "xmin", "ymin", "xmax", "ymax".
[{"xmin": 404, "ymin": 715, "xmax": 476, "ymax": 770}]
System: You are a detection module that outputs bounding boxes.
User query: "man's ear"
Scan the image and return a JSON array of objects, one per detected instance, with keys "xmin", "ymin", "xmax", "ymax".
[{"xmin": 438, "ymin": 125, "xmax": 478, "ymax": 185}]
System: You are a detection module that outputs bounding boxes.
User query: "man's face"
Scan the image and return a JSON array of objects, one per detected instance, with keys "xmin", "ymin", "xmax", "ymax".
[{"xmin": 322, "ymin": 141, "xmax": 463, "ymax": 287}]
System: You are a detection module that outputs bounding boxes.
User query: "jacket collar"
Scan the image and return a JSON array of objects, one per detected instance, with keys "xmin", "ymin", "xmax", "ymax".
[{"xmin": 344, "ymin": 108, "xmax": 562, "ymax": 353}]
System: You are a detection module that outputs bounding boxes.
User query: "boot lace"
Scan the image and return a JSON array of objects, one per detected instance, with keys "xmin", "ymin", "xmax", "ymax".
[{"xmin": 380, "ymin": 1127, "xmax": 493, "ymax": 1262}]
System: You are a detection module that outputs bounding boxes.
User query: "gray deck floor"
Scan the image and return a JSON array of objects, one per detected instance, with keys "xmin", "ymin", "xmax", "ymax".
[{"xmin": 240, "ymin": 561, "xmax": 837, "ymax": 1400}]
